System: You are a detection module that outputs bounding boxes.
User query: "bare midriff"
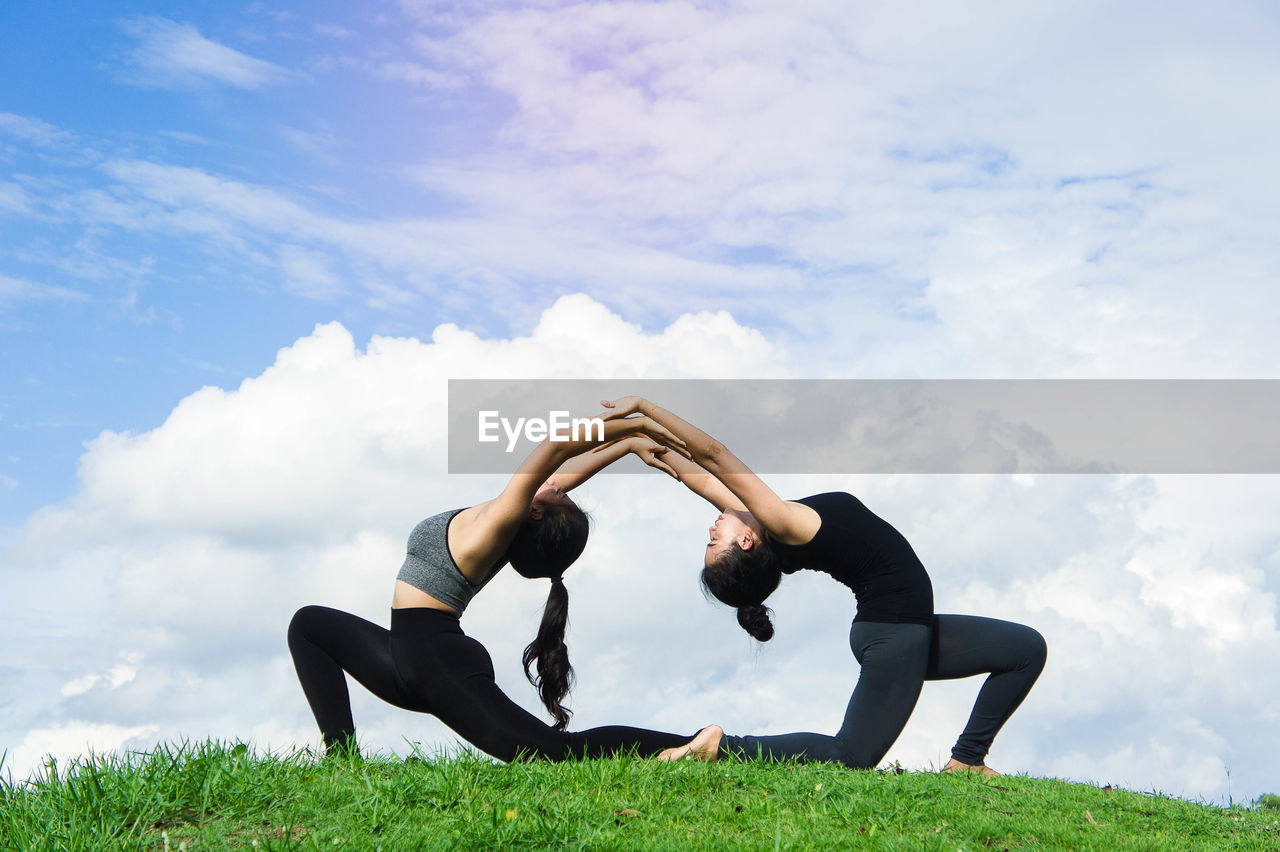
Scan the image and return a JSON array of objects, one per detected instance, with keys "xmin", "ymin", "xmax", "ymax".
[{"xmin": 391, "ymin": 579, "xmax": 460, "ymax": 614}]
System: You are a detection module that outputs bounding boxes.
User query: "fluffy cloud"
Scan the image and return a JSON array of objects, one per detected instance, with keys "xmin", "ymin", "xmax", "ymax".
[
  {"xmin": 4, "ymin": 295, "xmax": 1278, "ymax": 808},
  {"xmin": 61, "ymin": 652, "xmax": 144, "ymax": 698},
  {"xmin": 7, "ymin": 723, "xmax": 160, "ymax": 781},
  {"xmin": 2, "ymin": 295, "xmax": 783, "ymax": 770}
]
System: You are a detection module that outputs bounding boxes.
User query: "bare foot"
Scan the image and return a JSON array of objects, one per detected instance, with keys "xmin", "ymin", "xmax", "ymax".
[
  {"xmin": 657, "ymin": 725, "xmax": 723, "ymax": 762},
  {"xmin": 943, "ymin": 758, "xmax": 1002, "ymax": 777}
]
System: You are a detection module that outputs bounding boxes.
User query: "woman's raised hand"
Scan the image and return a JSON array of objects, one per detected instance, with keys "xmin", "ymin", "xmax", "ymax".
[
  {"xmin": 634, "ymin": 438, "xmax": 679, "ymax": 479},
  {"xmin": 598, "ymin": 396, "xmax": 648, "ymax": 420},
  {"xmin": 595, "ymin": 397, "xmax": 689, "ymax": 457},
  {"xmin": 636, "ymin": 418, "xmax": 690, "ymax": 457}
]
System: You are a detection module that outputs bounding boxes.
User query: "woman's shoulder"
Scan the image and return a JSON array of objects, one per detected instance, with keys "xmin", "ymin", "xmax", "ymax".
[
  {"xmin": 780, "ymin": 492, "xmax": 865, "ymax": 543},
  {"xmin": 408, "ymin": 506, "xmax": 468, "ymax": 541},
  {"xmin": 792, "ymin": 491, "xmax": 862, "ymax": 514},
  {"xmin": 413, "ymin": 506, "xmax": 469, "ymax": 528},
  {"xmin": 770, "ymin": 493, "xmax": 864, "ymax": 573},
  {"xmin": 769, "ymin": 494, "xmax": 846, "ymax": 558}
]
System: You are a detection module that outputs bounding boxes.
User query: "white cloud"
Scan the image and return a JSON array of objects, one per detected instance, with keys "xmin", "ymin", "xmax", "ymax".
[
  {"xmin": 277, "ymin": 244, "xmax": 343, "ymax": 299},
  {"xmin": 372, "ymin": 60, "xmax": 463, "ymax": 90},
  {"xmin": 381, "ymin": 0, "xmax": 1280, "ymax": 376},
  {"xmin": 0, "ymin": 182, "xmax": 31, "ymax": 213},
  {"xmin": 60, "ymin": 675, "xmax": 101, "ymax": 698},
  {"xmin": 0, "ymin": 113, "xmax": 76, "ymax": 148},
  {"xmin": 10, "ymin": 0, "xmax": 1278, "ymax": 380},
  {"xmin": 3, "ymin": 295, "xmax": 1278, "ymax": 807},
  {"xmin": 5, "ymin": 722, "xmax": 159, "ymax": 781},
  {"xmin": 277, "ymin": 125, "xmax": 343, "ymax": 167},
  {"xmin": 118, "ymin": 17, "xmax": 295, "ymax": 91},
  {"xmin": 2, "ymin": 296, "xmax": 785, "ymax": 774},
  {"xmin": 1051, "ymin": 724, "xmax": 1233, "ymax": 799},
  {"xmin": 80, "ymin": 159, "xmax": 803, "ymax": 326},
  {"xmin": 0, "ymin": 274, "xmax": 87, "ymax": 305},
  {"xmin": 61, "ymin": 652, "xmax": 144, "ymax": 697},
  {"xmin": 314, "ymin": 24, "xmax": 354, "ymax": 40}
]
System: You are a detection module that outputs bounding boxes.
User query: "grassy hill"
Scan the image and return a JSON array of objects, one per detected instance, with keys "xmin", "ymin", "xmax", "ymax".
[{"xmin": 3, "ymin": 740, "xmax": 1277, "ymax": 850}]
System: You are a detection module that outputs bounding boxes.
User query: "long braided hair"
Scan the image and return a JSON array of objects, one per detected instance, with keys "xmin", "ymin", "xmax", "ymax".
[{"xmin": 504, "ymin": 501, "xmax": 589, "ymax": 729}]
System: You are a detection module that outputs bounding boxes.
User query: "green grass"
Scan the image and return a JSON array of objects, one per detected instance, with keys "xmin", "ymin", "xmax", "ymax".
[{"xmin": 2, "ymin": 741, "xmax": 1277, "ymax": 850}]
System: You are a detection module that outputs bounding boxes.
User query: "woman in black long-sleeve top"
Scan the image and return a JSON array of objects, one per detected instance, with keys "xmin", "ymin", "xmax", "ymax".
[{"xmin": 601, "ymin": 395, "xmax": 1047, "ymax": 774}]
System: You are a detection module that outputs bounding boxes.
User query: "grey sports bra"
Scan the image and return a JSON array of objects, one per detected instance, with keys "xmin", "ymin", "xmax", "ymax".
[{"xmin": 396, "ymin": 508, "xmax": 499, "ymax": 613}]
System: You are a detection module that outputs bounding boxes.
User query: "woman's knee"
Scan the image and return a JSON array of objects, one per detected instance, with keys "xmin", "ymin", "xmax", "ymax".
[
  {"xmin": 830, "ymin": 727, "xmax": 892, "ymax": 770},
  {"xmin": 833, "ymin": 742, "xmax": 881, "ymax": 770},
  {"xmin": 477, "ymin": 730, "xmax": 565, "ymax": 765},
  {"xmin": 1019, "ymin": 625, "xmax": 1048, "ymax": 673},
  {"xmin": 287, "ymin": 604, "xmax": 328, "ymax": 646}
]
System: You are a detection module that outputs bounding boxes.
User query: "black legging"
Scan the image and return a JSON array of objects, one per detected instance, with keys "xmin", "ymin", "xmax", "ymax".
[
  {"xmin": 287, "ymin": 605, "xmax": 692, "ymax": 761},
  {"xmin": 720, "ymin": 614, "xmax": 1047, "ymax": 768}
]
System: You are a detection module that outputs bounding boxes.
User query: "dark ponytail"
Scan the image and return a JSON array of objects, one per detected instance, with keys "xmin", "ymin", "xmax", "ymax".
[
  {"xmin": 702, "ymin": 538, "xmax": 783, "ymax": 641},
  {"xmin": 736, "ymin": 603, "xmax": 775, "ymax": 642},
  {"xmin": 506, "ymin": 501, "xmax": 589, "ymax": 729},
  {"xmin": 522, "ymin": 575, "xmax": 573, "ymax": 729}
]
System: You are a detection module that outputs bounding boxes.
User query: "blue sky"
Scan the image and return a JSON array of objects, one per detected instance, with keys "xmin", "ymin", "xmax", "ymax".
[
  {"xmin": 3, "ymin": 0, "xmax": 1279, "ymax": 806},
  {"xmin": 2, "ymin": 0, "xmax": 509, "ymax": 520}
]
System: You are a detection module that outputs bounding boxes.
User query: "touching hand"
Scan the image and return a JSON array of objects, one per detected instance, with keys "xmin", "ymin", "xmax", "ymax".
[
  {"xmin": 636, "ymin": 417, "xmax": 690, "ymax": 458},
  {"xmin": 598, "ymin": 396, "xmax": 648, "ymax": 420},
  {"xmin": 635, "ymin": 438, "xmax": 679, "ymax": 478}
]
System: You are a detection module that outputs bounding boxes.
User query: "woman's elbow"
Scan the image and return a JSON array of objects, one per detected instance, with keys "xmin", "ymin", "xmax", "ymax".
[{"xmin": 699, "ymin": 440, "xmax": 728, "ymax": 467}]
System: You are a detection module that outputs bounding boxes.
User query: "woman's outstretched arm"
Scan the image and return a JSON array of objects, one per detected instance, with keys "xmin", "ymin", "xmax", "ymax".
[
  {"xmin": 452, "ymin": 415, "xmax": 687, "ymax": 570},
  {"xmin": 546, "ymin": 435, "xmax": 662, "ymax": 494},
  {"xmin": 599, "ymin": 396, "xmax": 817, "ymax": 546},
  {"xmin": 620, "ymin": 436, "xmax": 746, "ymax": 512}
]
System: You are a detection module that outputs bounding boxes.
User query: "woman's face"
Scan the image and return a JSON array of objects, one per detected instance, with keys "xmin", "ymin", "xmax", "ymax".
[
  {"xmin": 531, "ymin": 481, "xmax": 577, "ymax": 516},
  {"xmin": 705, "ymin": 509, "xmax": 757, "ymax": 567}
]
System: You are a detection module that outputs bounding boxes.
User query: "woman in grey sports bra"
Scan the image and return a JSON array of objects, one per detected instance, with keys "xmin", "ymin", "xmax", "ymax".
[{"xmin": 288, "ymin": 412, "xmax": 718, "ymax": 762}]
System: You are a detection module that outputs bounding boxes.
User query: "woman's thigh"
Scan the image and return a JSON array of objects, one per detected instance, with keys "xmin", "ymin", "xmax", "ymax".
[
  {"xmin": 290, "ymin": 605, "xmax": 425, "ymax": 712},
  {"xmin": 391, "ymin": 626, "xmax": 568, "ymax": 761},
  {"xmin": 926, "ymin": 614, "xmax": 1046, "ymax": 681},
  {"xmin": 834, "ymin": 621, "xmax": 932, "ymax": 764}
]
